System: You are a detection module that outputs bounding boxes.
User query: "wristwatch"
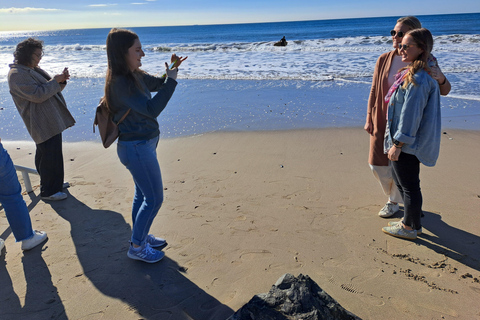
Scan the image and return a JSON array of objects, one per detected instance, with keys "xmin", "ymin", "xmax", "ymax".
[{"xmin": 393, "ymin": 139, "xmax": 402, "ymax": 148}]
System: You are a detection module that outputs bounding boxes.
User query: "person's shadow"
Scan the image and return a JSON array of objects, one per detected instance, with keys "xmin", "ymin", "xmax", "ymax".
[
  {"xmin": 417, "ymin": 211, "xmax": 480, "ymax": 272},
  {"xmin": 390, "ymin": 209, "xmax": 480, "ymax": 272},
  {"xmin": 0, "ymin": 230, "xmax": 67, "ymax": 320},
  {"xmin": 49, "ymin": 191, "xmax": 234, "ymax": 319}
]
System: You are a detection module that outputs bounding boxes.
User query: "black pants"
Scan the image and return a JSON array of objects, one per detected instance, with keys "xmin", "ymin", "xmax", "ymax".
[
  {"xmin": 35, "ymin": 133, "xmax": 64, "ymax": 197},
  {"xmin": 391, "ymin": 152, "xmax": 423, "ymax": 230}
]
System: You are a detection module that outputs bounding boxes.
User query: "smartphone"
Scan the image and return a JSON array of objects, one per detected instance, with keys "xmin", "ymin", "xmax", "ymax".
[{"xmin": 162, "ymin": 61, "xmax": 177, "ymax": 77}]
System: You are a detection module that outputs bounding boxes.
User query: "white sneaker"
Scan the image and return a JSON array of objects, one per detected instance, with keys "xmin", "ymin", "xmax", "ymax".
[
  {"xmin": 382, "ymin": 223, "xmax": 417, "ymax": 240},
  {"xmin": 388, "ymin": 220, "xmax": 423, "ymax": 235},
  {"xmin": 378, "ymin": 202, "xmax": 399, "ymax": 218},
  {"xmin": 41, "ymin": 192, "xmax": 67, "ymax": 201},
  {"xmin": 0, "ymin": 238, "xmax": 5, "ymax": 252},
  {"xmin": 21, "ymin": 230, "xmax": 48, "ymax": 250}
]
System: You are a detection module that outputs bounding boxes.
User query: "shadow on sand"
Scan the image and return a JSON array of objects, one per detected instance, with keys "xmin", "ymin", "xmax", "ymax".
[
  {"xmin": 1, "ymin": 190, "xmax": 234, "ymax": 319},
  {"xmin": 1, "ymin": 228, "xmax": 67, "ymax": 320},
  {"xmin": 388, "ymin": 208, "xmax": 480, "ymax": 272}
]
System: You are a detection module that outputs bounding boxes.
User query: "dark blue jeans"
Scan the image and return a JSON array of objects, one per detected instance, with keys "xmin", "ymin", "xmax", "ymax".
[{"xmin": 391, "ymin": 152, "xmax": 423, "ymax": 230}]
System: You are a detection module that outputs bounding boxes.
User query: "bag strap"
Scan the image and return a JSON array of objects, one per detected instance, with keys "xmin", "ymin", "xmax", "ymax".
[{"xmin": 117, "ymin": 109, "xmax": 131, "ymax": 125}]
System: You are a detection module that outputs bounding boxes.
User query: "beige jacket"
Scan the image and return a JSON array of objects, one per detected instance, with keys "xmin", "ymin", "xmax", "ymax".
[{"xmin": 8, "ymin": 64, "xmax": 75, "ymax": 144}]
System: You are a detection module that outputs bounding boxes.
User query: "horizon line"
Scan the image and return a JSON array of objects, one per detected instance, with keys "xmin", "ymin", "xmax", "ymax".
[{"xmin": 1, "ymin": 11, "xmax": 478, "ymax": 33}]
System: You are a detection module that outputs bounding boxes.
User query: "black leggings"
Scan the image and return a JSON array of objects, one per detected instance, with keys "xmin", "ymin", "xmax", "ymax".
[{"xmin": 391, "ymin": 152, "xmax": 423, "ymax": 230}]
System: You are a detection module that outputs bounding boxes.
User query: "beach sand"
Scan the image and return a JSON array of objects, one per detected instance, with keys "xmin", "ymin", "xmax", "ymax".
[{"xmin": 1, "ymin": 128, "xmax": 479, "ymax": 319}]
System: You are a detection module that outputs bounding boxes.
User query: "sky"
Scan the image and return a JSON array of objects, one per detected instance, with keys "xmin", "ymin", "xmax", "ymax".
[{"xmin": 1, "ymin": 0, "xmax": 479, "ymax": 32}]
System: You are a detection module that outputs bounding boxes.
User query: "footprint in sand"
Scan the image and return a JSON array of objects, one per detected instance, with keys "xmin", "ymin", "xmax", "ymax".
[
  {"xmin": 72, "ymin": 180, "xmax": 95, "ymax": 186},
  {"xmin": 222, "ymin": 290, "xmax": 238, "ymax": 304},
  {"xmin": 182, "ymin": 253, "xmax": 207, "ymax": 266},
  {"xmin": 239, "ymin": 250, "xmax": 273, "ymax": 261},
  {"xmin": 180, "ymin": 237, "xmax": 195, "ymax": 246},
  {"xmin": 318, "ymin": 264, "xmax": 386, "ymax": 307},
  {"xmin": 167, "ymin": 236, "xmax": 195, "ymax": 251},
  {"xmin": 322, "ymin": 258, "xmax": 342, "ymax": 268}
]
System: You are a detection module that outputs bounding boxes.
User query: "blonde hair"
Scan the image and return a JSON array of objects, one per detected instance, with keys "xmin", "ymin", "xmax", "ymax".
[
  {"xmin": 397, "ymin": 16, "xmax": 422, "ymax": 31},
  {"xmin": 401, "ymin": 28, "xmax": 434, "ymax": 88}
]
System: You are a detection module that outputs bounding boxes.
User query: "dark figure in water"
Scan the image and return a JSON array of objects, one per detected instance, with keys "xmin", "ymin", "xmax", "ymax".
[{"xmin": 274, "ymin": 36, "xmax": 287, "ymax": 46}]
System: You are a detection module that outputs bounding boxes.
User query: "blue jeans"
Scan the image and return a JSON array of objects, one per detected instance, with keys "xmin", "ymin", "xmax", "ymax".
[
  {"xmin": 391, "ymin": 152, "xmax": 423, "ymax": 230},
  {"xmin": 0, "ymin": 143, "xmax": 34, "ymax": 241},
  {"xmin": 117, "ymin": 136, "xmax": 164, "ymax": 246}
]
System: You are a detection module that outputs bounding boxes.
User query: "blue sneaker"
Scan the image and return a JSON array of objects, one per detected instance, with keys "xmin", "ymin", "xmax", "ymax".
[
  {"xmin": 146, "ymin": 234, "xmax": 167, "ymax": 249},
  {"xmin": 127, "ymin": 243, "xmax": 164, "ymax": 263}
]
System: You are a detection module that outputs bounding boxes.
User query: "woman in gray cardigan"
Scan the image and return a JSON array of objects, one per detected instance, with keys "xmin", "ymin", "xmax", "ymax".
[{"xmin": 8, "ymin": 38, "xmax": 75, "ymax": 201}]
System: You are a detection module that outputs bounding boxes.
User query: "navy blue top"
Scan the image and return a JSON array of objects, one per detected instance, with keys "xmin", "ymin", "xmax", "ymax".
[{"xmin": 110, "ymin": 72, "xmax": 177, "ymax": 141}]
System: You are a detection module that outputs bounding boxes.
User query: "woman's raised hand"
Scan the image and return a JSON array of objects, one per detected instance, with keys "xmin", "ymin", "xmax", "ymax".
[
  {"xmin": 171, "ymin": 54, "xmax": 188, "ymax": 68},
  {"xmin": 165, "ymin": 62, "xmax": 177, "ymax": 80}
]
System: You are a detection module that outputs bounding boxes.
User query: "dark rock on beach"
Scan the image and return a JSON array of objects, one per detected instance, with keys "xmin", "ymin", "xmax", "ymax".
[{"xmin": 228, "ymin": 273, "xmax": 361, "ymax": 320}]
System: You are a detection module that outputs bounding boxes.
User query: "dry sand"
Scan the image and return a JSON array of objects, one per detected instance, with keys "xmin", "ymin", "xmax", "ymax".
[{"xmin": 1, "ymin": 128, "xmax": 479, "ymax": 319}]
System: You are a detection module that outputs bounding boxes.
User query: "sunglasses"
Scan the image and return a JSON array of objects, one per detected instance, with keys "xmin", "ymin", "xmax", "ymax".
[
  {"xmin": 398, "ymin": 44, "xmax": 416, "ymax": 50},
  {"xmin": 33, "ymin": 51, "xmax": 44, "ymax": 59},
  {"xmin": 390, "ymin": 30, "xmax": 405, "ymax": 38}
]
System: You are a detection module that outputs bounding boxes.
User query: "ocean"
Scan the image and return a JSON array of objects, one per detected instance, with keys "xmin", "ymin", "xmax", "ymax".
[{"xmin": 1, "ymin": 13, "xmax": 479, "ymax": 141}]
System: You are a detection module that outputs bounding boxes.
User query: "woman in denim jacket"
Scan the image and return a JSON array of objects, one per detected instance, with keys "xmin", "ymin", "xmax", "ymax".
[
  {"xmin": 104, "ymin": 28, "xmax": 186, "ymax": 263},
  {"xmin": 382, "ymin": 28, "xmax": 441, "ymax": 240},
  {"xmin": 365, "ymin": 16, "xmax": 450, "ymax": 220}
]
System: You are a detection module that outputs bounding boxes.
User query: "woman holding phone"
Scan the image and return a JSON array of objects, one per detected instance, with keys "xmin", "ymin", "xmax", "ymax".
[
  {"xmin": 8, "ymin": 38, "xmax": 75, "ymax": 201},
  {"xmin": 104, "ymin": 28, "xmax": 187, "ymax": 263}
]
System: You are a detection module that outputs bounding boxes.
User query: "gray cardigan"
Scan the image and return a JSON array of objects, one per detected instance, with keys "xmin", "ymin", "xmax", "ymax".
[{"xmin": 8, "ymin": 64, "xmax": 75, "ymax": 144}]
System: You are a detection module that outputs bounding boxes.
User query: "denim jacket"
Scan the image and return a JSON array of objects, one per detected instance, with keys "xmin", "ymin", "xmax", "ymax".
[{"xmin": 384, "ymin": 69, "xmax": 441, "ymax": 167}]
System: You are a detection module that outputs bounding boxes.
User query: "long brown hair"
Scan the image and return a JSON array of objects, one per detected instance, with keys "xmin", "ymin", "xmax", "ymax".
[
  {"xmin": 104, "ymin": 28, "xmax": 143, "ymax": 112},
  {"xmin": 401, "ymin": 28, "xmax": 434, "ymax": 88}
]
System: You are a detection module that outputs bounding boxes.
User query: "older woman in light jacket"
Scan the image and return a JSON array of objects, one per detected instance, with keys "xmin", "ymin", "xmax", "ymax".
[
  {"xmin": 365, "ymin": 16, "xmax": 450, "ymax": 219},
  {"xmin": 8, "ymin": 38, "xmax": 75, "ymax": 201}
]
